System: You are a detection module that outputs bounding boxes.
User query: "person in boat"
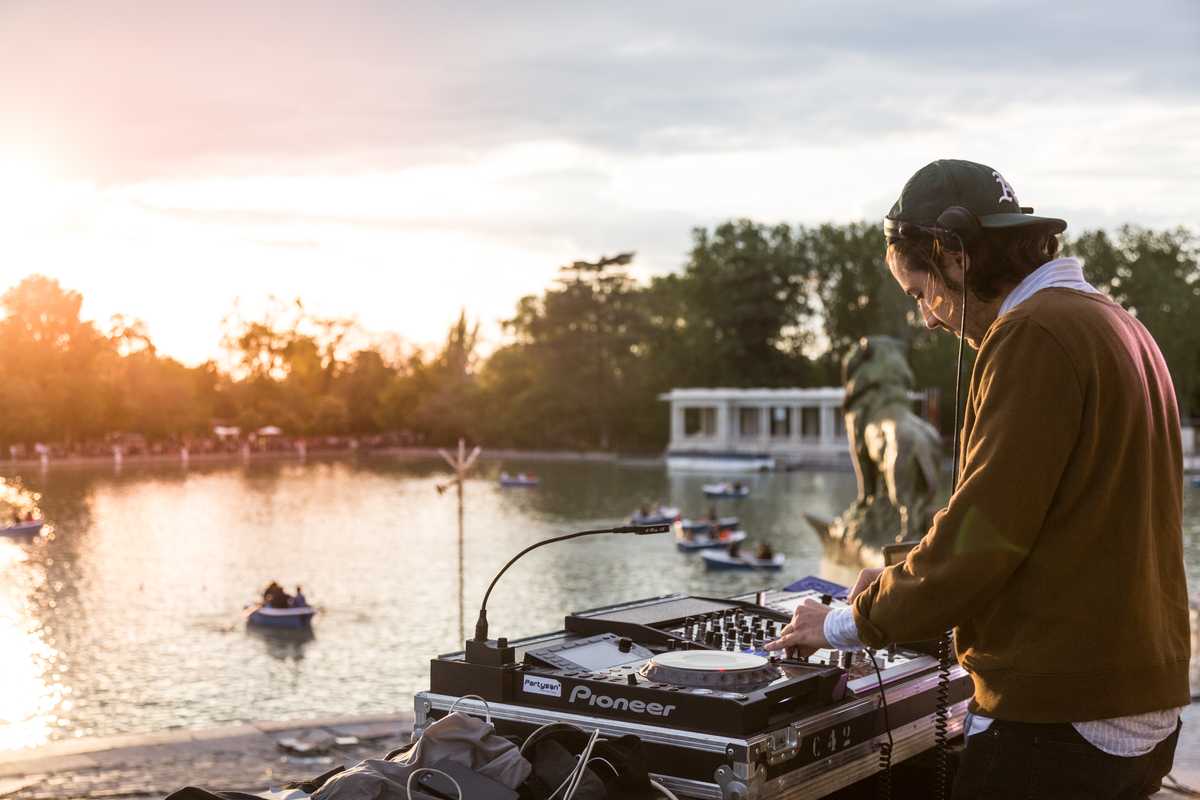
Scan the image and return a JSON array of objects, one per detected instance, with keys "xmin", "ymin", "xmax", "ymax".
[
  {"xmin": 766, "ymin": 160, "xmax": 1189, "ymax": 798},
  {"xmin": 291, "ymin": 585, "xmax": 307, "ymax": 607},
  {"xmin": 727, "ymin": 539, "xmax": 742, "ymax": 558},
  {"xmin": 263, "ymin": 581, "xmax": 290, "ymax": 609},
  {"xmin": 24, "ymin": 511, "xmax": 33, "ymax": 522},
  {"xmin": 10, "ymin": 510, "xmax": 20, "ymax": 525},
  {"xmin": 755, "ymin": 542, "xmax": 774, "ymax": 560},
  {"xmin": 704, "ymin": 505, "xmax": 720, "ymax": 536},
  {"xmin": 732, "ymin": 481, "xmax": 744, "ymax": 494}
]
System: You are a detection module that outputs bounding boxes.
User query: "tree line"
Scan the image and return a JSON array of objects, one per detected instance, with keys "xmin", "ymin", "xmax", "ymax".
[{"xmin": 1, "ymin": 222, "xmax": 1195, "ymax": 454}]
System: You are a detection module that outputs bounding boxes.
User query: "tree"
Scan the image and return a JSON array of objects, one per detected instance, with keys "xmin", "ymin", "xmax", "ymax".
[
  {"xmin": 0, "ymin": 275, "xmax": 112, "ymax": 442},
  {"xmin": 489, "ymin": 253, "xmax": 650, "ymax": 449},
  {"xmin": 377, "ymin": 311, "xmax": 483, "ymax": 444},
  {"xmin": 675, "ymin": 222, "xmax": 813, "ymax": 387}
]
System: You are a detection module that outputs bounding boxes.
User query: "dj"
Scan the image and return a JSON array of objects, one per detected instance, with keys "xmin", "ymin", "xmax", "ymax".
[{"xmin": 765, "ymin": 160, "xmax": 1190, "ymax": 799}]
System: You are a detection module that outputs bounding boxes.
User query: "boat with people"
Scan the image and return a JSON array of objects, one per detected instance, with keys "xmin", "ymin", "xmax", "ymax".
[
  {"xmin": 629, "ymin": 505, "xmax": 680, "ymax": 525},
  {"xmin": 702, "ymin": 482, "xmax": 750, "ymax": 499},
  {"xmin": 675, "ymin": 526, "xmax": 747, "ymax": 552},
  {"xmin": 247, "ymin": 582, "xmax": 315, "ymax": 629},
  {"xmin": 245, "ymin": 604, "xmax": 317, "ymax": 629},
  {"xmin": 677, "ymin": 516, "xmax": 740, "ymax": 534},
  {"xmin": 499, "ymin": 472, "xmax": 540, "ymax": 488},
  {"xmin": 0, "ymin": 519, "xmax": 43, "ymax": 538},
  {"xmin": 701, "ymin": 549, "xmax": 786, "ymax": 571}
]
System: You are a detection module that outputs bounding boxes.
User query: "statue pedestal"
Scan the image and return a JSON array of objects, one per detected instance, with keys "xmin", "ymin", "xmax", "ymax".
[{"xmin": 807, "ymin": 497, "xmax": 906, "ymax": 569}]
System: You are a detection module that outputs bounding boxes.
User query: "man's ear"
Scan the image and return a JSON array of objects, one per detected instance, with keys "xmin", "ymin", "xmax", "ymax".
[{"xmin": 940, "ymin": 249, "xmax": 964, "ymax": 275}]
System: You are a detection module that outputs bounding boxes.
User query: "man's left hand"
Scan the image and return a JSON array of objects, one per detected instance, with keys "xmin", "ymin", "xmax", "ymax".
[{"xmin": 763, "ymin": 600, "xmax": 832, "ymax": 656}]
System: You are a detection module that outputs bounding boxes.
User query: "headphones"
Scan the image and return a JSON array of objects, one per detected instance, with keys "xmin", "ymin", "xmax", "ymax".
[{"xmin": 883, "ymin": 205, "xmax": 982, "ymax": 248}]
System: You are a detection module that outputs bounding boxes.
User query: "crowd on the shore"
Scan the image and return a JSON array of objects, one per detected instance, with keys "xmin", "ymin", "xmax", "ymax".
[{"xmin": 4, "ymin": 431, "xmax": 422, "ymax": 461}]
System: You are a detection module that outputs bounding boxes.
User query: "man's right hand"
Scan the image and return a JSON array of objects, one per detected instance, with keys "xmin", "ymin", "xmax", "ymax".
[{"xmin": 849, "ymin": 567, "xmax": 885, "ymax": 601}]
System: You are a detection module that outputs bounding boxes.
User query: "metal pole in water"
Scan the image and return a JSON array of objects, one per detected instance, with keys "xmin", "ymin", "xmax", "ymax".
[{"xmin": 438, "ymin": 438, "xmax": 481, "ymax": 644}]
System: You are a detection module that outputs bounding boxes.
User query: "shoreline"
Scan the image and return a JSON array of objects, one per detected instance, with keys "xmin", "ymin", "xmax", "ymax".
[
  {"xmin": 3, "ymin": 447, "xmax": 1195, "ymax": 474},
  {"xmin": 0, "ymin": 446, "xmax": 665, "ymax": 473}
]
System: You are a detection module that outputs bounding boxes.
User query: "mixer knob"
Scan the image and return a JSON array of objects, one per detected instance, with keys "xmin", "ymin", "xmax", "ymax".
[
  {"xmin": 839, "ymin": 651, "xmax": 855, "ymax": 668},
  {"xmin": 618, "ymin": 637, "xmax": 633, "ymax": 653},
  {"xmin": 666, "ymin": 638, "xmax": 677, "ymax": 651},
  {"xmin": 820, "ymin": 594, "xmax": 833, "ymax": 606},
  {"xmin": 626, "ymin": 673, "xmax": 638, "ymax": 686}
]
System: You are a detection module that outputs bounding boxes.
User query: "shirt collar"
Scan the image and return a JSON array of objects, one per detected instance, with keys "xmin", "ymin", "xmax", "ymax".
[{"xmin": 998, "ymin": 257, "xmax": 1101, "ymax": 317}]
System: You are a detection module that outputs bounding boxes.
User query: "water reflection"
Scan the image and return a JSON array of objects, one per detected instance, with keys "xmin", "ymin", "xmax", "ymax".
[
  {"xmin": 0, "ymin": 459, "xmax": 1193, "ymax": 748},
  {"xmin": 246, "ymin": 626, "xmax": 315, "ymax": 662},
  {"xmin": 0, "ymin": 539, "xmax": 65, "ymax": 750}
]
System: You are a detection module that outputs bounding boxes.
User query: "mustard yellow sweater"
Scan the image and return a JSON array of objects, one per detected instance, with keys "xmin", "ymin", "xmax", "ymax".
[{"xmin": 853, "ymin": 288, "xmax": 1191, "ymax": 721}]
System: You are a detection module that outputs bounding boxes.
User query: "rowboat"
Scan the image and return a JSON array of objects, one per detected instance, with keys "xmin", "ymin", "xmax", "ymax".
[
  {"xmin": 499, "ymin": 472, "xmax": 540, "ymax": 488},
  {"xmin": 702, "ymin": 483, "xmax": 750, "ymax": 499},
  {"xmin": 0, "ymin": 520, "xmax": 43, "ymax": 538},
  {"xmin": 675, "ymin": 528, "xmax": 747, "ymax": 552},
  {"xmin": 245, "ymin": 604, "xmax": 316, "ymax": 629},
  {"xmin": 630, "ymin": 506, "xmax": 680, "ymax": 525},
  {"xmin": 701, "ymin": 550, "xmax": 785, "ymax": 571},
  {"xmin": 678, "ymin": 516, "xmax": 739, "ymax": 534}
]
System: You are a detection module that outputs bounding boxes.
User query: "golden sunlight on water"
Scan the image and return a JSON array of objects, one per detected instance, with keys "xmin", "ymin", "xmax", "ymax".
[{"xmin": 0, "ymin": 539, "xmax": 65, "ymax": 750}]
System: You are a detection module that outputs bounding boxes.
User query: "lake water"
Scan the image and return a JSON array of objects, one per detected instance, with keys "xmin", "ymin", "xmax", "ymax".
[{"xmin": 1, "ymin": 457, "xmax": 1197, "ymax": 751}]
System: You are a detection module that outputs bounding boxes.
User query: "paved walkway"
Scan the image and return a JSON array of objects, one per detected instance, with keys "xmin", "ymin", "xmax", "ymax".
[{"xmin": 1, "ymin": 704, "xmax": 1197, "ymax": 799}]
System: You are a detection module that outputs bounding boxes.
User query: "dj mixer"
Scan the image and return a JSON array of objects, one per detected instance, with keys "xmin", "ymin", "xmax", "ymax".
[{"xmin": 415, "ymin": 578, "xmax": 972, "ymax": 799}]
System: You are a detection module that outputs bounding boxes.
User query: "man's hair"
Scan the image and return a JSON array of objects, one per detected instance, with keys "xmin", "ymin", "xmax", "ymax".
[{"xmin": 886, "ymin": 227, "xmax": 1061, "ymax": 301}]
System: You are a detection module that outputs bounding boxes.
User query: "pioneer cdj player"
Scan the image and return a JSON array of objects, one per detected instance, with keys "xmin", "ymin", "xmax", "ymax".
[{"xmin": 415, "ymin": 578, "xmax": 973, "ymax": 800}]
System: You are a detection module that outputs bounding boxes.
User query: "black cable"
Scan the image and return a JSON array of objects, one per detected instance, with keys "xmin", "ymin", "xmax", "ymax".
[
  {"xmin": 866, "ymin": 648, "xmax": 894, "ymax": 800},
  {"xmin": 474, "ymin": 523, "xmax": 668, "ymax": 641},
  {"xmin": 934, "ymin": 632, "xmax": 953, "ymax": 799},
  {"xmin": 935, "ymin": 231, "xmax": 970, "ymax": 800},
  {"xmin": 948, "ymin": 232, "xmax": 969, "ymax": 493}
]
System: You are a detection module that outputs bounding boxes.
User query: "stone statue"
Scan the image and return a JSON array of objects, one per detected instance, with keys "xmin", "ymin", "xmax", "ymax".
[{"xmin": 806, "ymin": 336, "xmax": 942, "ymax": 567}]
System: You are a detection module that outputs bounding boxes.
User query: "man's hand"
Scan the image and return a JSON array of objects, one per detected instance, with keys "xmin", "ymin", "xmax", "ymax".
[
  {"xmin": 850, "ymin": 567, "xmax": 885, "ymax": 601},
  {"xmin": 763, "ymin": 600, "xmax": 831, "ymax": 657}
]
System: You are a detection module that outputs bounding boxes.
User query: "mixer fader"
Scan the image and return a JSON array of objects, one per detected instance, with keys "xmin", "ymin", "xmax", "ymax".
[{"xmin": 742, "ymin": 586, "xmax": 929, "ymax": 686}]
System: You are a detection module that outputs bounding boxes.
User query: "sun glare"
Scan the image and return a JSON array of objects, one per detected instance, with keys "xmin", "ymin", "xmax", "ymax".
[
  {"xmin": 0, "ymin": 541, "xmax": 63, "ymax": 750},
  {"xmin": 0, "ymin": 156, "xmax": 58, "ymax": 224}
]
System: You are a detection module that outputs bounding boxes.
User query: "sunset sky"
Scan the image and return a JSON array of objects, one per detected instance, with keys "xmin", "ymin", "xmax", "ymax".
[{"xmin": 1, "ymin": 1, "xmax": 1197, "ymax": 365}]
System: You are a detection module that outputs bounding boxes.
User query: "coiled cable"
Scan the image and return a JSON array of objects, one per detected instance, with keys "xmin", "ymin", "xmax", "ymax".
[
  {"xmin": 866, "ymin": 648, "xmax": 894, "ymax": 800},
  {"xmin": 934, "ymin": 630, "xmax": 953, "ymax": 799}
]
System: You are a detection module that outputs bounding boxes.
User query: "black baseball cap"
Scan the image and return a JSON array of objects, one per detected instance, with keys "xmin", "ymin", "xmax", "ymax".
[{"xmin": 883, "ymin": 159, "xmax": 1067, "ymax": 243}]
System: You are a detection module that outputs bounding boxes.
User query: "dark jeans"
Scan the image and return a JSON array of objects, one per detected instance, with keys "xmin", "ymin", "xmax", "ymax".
[{"xmin": 952, "ymin": 718, "xmax": 1181, "ymax": 800}]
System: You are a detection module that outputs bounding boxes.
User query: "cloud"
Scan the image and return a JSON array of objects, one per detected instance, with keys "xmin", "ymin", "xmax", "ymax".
[
  {"xmin": 2, "ymin": 0, "xmax": 1197, "ymax": 182},
  {"xmin": 0, "ymin": 0, "xmax": 1197, "ymax": 363}
]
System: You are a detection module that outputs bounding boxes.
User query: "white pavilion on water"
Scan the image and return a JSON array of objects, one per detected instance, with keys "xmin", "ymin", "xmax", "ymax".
[{"xmin": 659, "ymin": 387, "xmax": 853, "ymax": 472}]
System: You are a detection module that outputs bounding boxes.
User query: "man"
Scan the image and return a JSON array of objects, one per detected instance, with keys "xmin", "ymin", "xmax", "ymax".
[{"xmin": 766, "ymin": 159, "xmax": 1190, "ymax": 798}]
